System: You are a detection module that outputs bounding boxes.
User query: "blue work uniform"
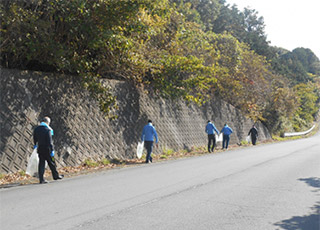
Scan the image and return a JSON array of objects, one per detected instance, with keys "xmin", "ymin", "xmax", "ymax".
[
  {"xmin": 141, "ymin": 123, "xmax": 158, "ymax": 163},
  {"xmin": 205, "ymin": 122, "xmax": 219, "ymax": 152},
  {"xmin": 220, "ymin": 125, "xmax": 233, "ymax": 149}
]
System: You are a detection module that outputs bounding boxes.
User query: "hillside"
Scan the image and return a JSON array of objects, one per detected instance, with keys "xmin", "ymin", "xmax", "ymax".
[{"xmin": 1, "ymin": 0, "xmax": 319, "ymax": 134}]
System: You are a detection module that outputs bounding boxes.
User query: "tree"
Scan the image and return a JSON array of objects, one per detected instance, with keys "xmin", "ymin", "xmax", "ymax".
[
  {"xmin": 293, "ymin": 83, "xmax": 319, "ymax": 130},
  {"xmin": 291, "ymin": 48, "xmax": 320, "ymax": 75},
  {"xmin": 170, "ymin": 0, "xmax": 221, "ymax": 31},
  {"xmin": 277, "ymin": 50, "xmax": 315, "ymax": 84},
  {"xmin": 262, "ymin": 79, "xmax": 298, "ymax": 133},
  {"xmin": 212, "ymin": 3, "xmax": 275, "ymax": 60}
]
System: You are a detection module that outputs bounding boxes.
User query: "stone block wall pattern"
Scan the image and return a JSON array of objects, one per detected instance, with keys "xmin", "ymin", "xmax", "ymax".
[{"xmin": 0, "ymin": 68, "xmax": 271, "ymax": 173}]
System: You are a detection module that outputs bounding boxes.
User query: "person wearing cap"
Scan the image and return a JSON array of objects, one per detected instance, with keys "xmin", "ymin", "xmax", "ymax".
[
  {"xmin": 205, "ymin": 120, "xmax": 220, "ymax": 152},
  {"xmin": 141, "ymin": 120, "xmax": 159, "ymax": 163},
  {"xmin": 33, "ymin": 116, "xmax": 63, "ymax": 184},
  {"xmin": 220, "ymin": 123, "xmax": 233, "ymax": 150},
  {"xmin": 248, "ymin": 125, "xmax": 258, "ymax": 145}
]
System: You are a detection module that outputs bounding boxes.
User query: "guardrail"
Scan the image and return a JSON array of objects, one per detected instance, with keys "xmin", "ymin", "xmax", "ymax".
[{"xmin": 283, "ymin": 125, "xmax": 315, "ymax": 137}]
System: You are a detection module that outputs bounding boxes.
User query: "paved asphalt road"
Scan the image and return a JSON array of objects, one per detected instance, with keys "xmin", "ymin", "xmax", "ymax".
[{"xmin": 1, "ymin": 133, "xmax": 319, "ymax": 230}]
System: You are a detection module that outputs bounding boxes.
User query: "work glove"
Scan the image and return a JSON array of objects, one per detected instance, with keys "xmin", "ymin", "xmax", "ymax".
[
  {"xmin": 50, "ymin": 150, "xmax": 55, "ymax": 157},
  {"xmin": 33, "ymin": 145, "xmax": 37, "ymax": 149}
]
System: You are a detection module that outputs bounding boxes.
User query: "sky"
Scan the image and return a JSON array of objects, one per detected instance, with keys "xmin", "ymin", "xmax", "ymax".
[{"xmin": 225, "ymin": 0, "xmax": 320, "ymax": 59}]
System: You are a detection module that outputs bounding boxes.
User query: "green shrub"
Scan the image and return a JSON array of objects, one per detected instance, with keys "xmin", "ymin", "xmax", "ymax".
[
  {"xmin": 18, "ymin": 170, "xmax": 26, "ymax": 176},
  {"xmin": 163, "ymin": 148, "xmax": 174, "ymax": 156},
  {"xmin": 240, "ymin": 140, "xmax": 248, "ymax": 145},
  {"xmin": 100, "ymin": 158, "xmax": 111, "ymax": 165},
  {"xmin": 84, "ymin": 159, "xmax": 99, "ymax": 167}
]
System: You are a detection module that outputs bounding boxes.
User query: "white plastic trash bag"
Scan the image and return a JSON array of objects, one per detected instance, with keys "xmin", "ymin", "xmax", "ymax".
[
  {"xmin": 26, "ymin": 148, "xmax": 39, "ymax": 177},
  {"xmin": 216, "ymin": 133, "xmax": 223, "ymax": 142},
  {"xmin": 246, "ymin": 135, "xmax": 251, "ymax": 143},
  {"xmin": 136, "ymin": 141, "xmax": 144, "ymax": 159}
]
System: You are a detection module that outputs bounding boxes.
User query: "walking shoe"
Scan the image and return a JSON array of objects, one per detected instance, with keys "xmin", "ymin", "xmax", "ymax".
[
  {"xmin": 40, "ymin": 180, "xmax": 48, "ymax": 184},
  {"xmin": 54, "ymin": 175, "xmax": 64, "ymax": 180}
]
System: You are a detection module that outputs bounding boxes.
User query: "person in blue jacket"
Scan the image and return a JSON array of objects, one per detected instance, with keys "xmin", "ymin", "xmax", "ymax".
[
  {"xmin": 141, "ymin": 120, "xmax": 158, "ymax": 163},
  {"xmin": 220, "ymin": 123, "xmax": 233, "ymax": 150},
  {"xmin": 205, "ymin": 120, "xmax": 220, "ymax": 152},
  {"xmin": 33, "ymin": 117, "xmax": 63, "ymax": 183}
]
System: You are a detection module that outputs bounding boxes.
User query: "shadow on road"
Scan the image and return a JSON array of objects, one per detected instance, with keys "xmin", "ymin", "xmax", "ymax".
[
  {"xmin": 298, "ymin": 177, "xmax": 320, "ymax": 189},
  {"xmin": 274, "ymin": 177, "xmax": 320, "ymax": 230}
]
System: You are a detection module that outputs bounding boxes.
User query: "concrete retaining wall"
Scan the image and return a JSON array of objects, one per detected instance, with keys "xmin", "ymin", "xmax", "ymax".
[{"xmin": 0, "ymin": 68, "xmax": 271, "ymax": 173}]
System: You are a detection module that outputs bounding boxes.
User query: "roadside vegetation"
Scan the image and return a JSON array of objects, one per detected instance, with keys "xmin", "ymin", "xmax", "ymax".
[{"xmin": 1, "ymin": 0, "xmax": 319, "ymax": 133}]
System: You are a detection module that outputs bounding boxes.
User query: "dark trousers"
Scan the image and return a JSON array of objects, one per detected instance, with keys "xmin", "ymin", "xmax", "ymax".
[
  {"xmin": 251, "ymin": 135, "xmax": 257, "ymax": 145},
  {"xmin": 38, "ymin": 151, "xmax": 59, "ymax": 182},
  {"xmin": 208, "ymin": 134, "xmax": 216, "ymax": 152},
  {"xmin": 222, "ymin": 135, "xmax": 230, "ymax": 149},
  {"xmin": 144, "ymin": 141, "xmax": 154, "ymax": 163}
]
